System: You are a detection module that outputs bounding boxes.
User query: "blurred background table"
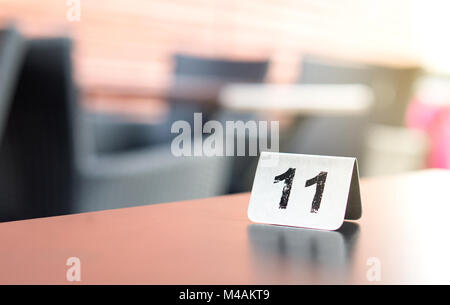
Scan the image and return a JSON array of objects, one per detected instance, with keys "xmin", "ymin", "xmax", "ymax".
[
  {"xmin": 0, "ymin": 169, "xmax": 449, "ymax": 284},
  {"xmin": 220, "ymin": 84, "xmax": 374, "ymax": 116}
]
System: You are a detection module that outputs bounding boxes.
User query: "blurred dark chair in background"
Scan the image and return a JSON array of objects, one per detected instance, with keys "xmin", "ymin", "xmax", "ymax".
[
  {"xmin": 0, "ymin": 37, "xmax": 232, "ymax": 222},
  {"xmin": 88, "ymin": 113, "xmax": 171, "ymax": 155},
  {"xmin": 174, "ymin": 54, "xmax": 268, "ymax": 80},
  {"xmin": 167, "ymin": 53, "xmax": 269, "ymax": 127},
  {"xmin": 287, "ymin": 56, "xmax": 420, "ymax": 173},
  {"xmin": 170, "ymin": 54, "xmax": 270, "ymax": 194},
  {"xmin": 300, "ymin": 55, "xmax": 421, "ymax": 126},
  {"xmin": 289, "ymin": 56, "xmax": 372, "ymax": 167}
]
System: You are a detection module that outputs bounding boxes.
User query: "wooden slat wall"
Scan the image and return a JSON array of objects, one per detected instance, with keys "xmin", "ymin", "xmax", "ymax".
[{"xmin": 0, "ymin": 0, "xmax": 419, "ymax": 97}]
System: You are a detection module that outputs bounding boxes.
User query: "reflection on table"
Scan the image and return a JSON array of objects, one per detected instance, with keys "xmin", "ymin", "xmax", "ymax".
[{"xmin": 248, "ymin": 222, "xmax": 360, "ymax": 283}]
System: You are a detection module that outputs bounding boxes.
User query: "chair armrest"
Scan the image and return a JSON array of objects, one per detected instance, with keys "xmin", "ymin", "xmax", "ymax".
[{"xmin": 74, "ymin": 144, "xmax": 233, "ymax": 213}]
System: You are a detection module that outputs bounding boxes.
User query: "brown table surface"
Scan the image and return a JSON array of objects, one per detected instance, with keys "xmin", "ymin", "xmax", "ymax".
[{"xmin": 0, "ymin": 169, "xmax": 449, "ymax": 284}]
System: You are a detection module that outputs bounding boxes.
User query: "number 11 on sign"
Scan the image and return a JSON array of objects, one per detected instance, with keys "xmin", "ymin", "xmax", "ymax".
[{"xmin": 274, "ymin": 168, "xmax": 328, "ymax": 213}]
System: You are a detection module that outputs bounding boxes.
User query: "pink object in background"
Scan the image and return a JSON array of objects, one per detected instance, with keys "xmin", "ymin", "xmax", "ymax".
[{"xmin": 406, "ymin": 99, "xmax": 450, "ymax": 168}]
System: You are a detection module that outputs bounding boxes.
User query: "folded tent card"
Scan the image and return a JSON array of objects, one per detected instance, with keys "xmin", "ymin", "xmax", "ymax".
[{"xmin": 248, "ymin": 152, "xmax": 362, "ymax": 231}]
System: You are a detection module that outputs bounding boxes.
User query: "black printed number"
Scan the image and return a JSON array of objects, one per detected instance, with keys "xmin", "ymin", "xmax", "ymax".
[
  {"xmin": 273, "ymin": 168, "xmax": 296, "ymax": 209},
  {"xmin": 305, "ymin": 171, "xmax": 328, "ymax": 213},
  {"xmin": 273, "ymin": 169, "xmax": 328, "ymax": 213}
]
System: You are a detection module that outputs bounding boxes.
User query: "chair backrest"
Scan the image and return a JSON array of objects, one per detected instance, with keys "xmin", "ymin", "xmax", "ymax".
[
  {"xmin": 0, "ymin": 38, "xmax": 78, "ymax": 221},
  {"xmin": 300, "ymin": 56, "xmax": 373, "ymax": 85},
  {"xmin": 293, "ymin": 56, "xmax": 373, "ymax": 167},
  {"xmin": 174, "ymin": 54, "xmax": 269, "ymax": 82},
  {"xmin": 168, "ymin": 55, "xmax": 270, "ymax": 193},
  {"xmin": 162, "ymin": 54, "xmax": 270, "ymax": 144},
  {"xmin": 300, "ymin": 55, "xmax": 420, "ymax": 125}
]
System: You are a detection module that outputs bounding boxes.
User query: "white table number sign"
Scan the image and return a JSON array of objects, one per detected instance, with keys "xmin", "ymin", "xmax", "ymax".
[{"xmin": 248, "ymin": 152, "xmax": 362, "ymax": 230}]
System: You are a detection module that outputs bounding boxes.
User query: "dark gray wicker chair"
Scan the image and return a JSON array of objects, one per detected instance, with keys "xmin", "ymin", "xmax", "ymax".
[{"xmin": 0, "ymin": 37, "xmax": 231, "ymax": 222}]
